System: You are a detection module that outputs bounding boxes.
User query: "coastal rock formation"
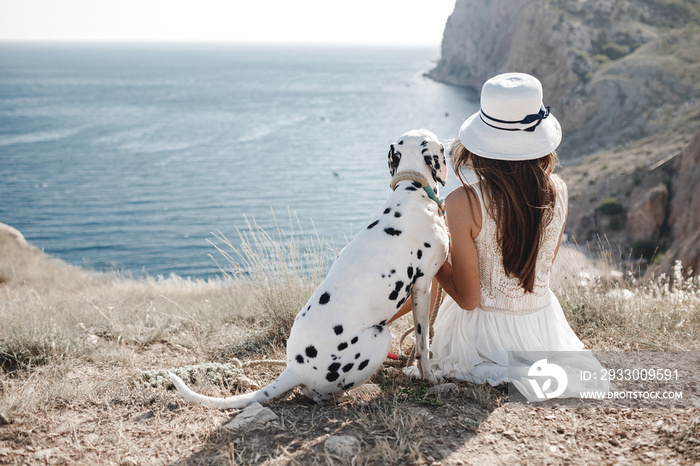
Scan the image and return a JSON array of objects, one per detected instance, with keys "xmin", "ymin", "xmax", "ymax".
[
  {"xmin": 0, "ymin": 222, "xmax": 29, "ymax": 249},
  {"xmin": 432, "ymin": 0, "xmax": 700, "ymax": 271},
  {"xmin": 661, "ymin": 131, "xmax": 700, "ymax": 272},
  {"xmin": 431, "ymin": 0, "xmax": 700, "ymax": 158},
  {"xmin": 0, "ymin": 221, "xmax": 97, "ymax": 288},
  {"xmin": 432, "ymin": 0, "xmax": 576, "ymax": 112},
  {"xmin": 626, "ymin": 183, "xmax": 668, "ymax": 244}
]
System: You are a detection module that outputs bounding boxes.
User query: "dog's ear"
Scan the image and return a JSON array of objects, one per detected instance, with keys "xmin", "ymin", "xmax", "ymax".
[
  {"xmin": 423, "ymin": 140, "xmax": 448, "ymax": 186},
  {"xmin": 388, "ymin": 144, "xmax": 402, "ymax": 177}
]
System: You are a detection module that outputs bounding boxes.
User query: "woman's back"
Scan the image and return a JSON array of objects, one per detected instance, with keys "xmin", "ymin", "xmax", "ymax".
[
  {"xmin": 404, "ymin": 73, "xmax": 608, "ymax": 402},
  {"xmin": 471, "ymin": 174, "xmax": 567, "ymax": 313}
]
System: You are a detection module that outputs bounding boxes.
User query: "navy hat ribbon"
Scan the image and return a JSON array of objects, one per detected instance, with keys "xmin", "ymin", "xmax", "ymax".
[{"xmin": 479, "ymin": 105, "xmax": 550, "ymax": 132}]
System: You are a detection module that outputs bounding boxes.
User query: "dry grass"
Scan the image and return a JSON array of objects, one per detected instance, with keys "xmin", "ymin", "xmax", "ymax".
[
  {"xmin": 552, "ymin": 243, "xmax": 700, "ymax": 351},
  {"xmin": 1, "ymin": 221, "xmax": 699, "ymax": 464}
]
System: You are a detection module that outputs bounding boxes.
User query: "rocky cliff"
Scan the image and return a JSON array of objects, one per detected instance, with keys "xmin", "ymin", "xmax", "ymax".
[
  {"xmin": 661, "ymin": 130, "xmax": 700, "ymax": 272},
  {"xmin": 432, "ymin": 0, "xmax": 700, "ymax": 272},
  {"xmin": 432, "ymin": 0, "xmax": 700, "ymax": 158}
]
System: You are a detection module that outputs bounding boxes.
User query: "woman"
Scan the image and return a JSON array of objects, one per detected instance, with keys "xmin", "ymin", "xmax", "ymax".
[{"xmin": 394, "ymin": 73, "xmax": 608, "ymax": 401}]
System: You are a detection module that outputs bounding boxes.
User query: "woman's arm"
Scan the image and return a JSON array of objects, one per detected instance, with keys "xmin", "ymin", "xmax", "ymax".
[
  {"xmin": 435, "ymin": 187, "xmax": 481, "ymax": 311},
  {"xmin": 388, "ymin": 186, "xmax": 482, "ymax": 323}
]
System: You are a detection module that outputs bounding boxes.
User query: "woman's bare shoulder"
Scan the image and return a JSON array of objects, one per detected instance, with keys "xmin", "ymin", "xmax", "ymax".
[
  {"xmin": 445, "ymin": 185, "xmax": 482, "ymax": 234},
  {"xmin": 446, "ymin": 185, "xmax": 476, "ymax": 212}
]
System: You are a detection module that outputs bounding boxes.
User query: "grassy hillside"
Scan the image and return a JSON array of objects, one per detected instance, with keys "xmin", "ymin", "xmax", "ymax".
[{"xmin": 1, "ymin": 223, "xmax": 699, "ymax": 464}]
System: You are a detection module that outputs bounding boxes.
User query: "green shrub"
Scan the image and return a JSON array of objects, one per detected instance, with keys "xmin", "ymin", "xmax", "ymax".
[
  {"xmin": 601, "ymin": 42, "xmax": 631, "ymax": 60},
  {"xmin": 598, "ymin": 197, "xmax": 624, "ymax": 215},
  {"xmin": 631, "ymin": 240, "xmax": 662, "ymax": 260},
  {"xmin": 593, "ymin": 54, "xmax": 611, "ymax": 65}
]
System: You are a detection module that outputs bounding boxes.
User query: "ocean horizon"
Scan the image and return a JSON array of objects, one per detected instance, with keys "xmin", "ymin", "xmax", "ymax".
[{"xmin": 0, "ymin": 42, "xmax": 478, "ymax": 279}]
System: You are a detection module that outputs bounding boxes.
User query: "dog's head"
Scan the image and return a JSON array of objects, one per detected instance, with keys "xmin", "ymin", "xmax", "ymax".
[{"xmin": 387, "ymin": 129, "xmax": 447, "ymax": 187}]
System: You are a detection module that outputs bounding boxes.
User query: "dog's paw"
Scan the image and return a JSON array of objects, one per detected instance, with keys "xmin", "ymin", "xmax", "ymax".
[
  {"xmin": 424, "ymin": 371, "xmax": 440, "ymax": 385},
  {"xmin": 419, "ymin": 367, "xmax": 437, "ymax": 384},
  {"xmin": 402, "ymin": 365, "xmax": 421, "ymax": 379}
]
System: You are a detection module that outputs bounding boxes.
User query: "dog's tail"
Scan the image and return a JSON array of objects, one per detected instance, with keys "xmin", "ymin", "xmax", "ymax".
[{"xmin": 169, "ymin": 368, "xmax": 300, "ymax": 410}]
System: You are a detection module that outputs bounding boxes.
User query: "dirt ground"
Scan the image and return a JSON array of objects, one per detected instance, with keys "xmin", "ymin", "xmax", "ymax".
[{"xmin": 1, "ymin": 342, "xmax": 698, "ymax": 465}]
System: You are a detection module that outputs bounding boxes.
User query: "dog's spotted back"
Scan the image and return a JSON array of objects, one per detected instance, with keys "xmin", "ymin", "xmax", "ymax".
[{"xmin": 170, "ymin": 129, "xmax": 449, "ymax": 409}]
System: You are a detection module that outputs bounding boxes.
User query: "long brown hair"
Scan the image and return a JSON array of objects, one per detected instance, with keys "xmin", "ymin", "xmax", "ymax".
[{"xmin": 451, "ymin": 140, "xmax": 559, "ymax": 293}]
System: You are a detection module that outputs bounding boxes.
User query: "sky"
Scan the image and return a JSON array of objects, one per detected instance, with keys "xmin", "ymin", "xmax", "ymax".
[{"xmin": 0, "ymin": 0, "xmax": 456, "ymax": 46}]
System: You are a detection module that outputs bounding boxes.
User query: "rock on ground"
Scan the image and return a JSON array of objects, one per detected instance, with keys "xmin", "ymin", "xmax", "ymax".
[
  {"xmin": 223, "ymin": 402, "xmax": 278, "ymax": 430},
  {"xmin": 324, "ymin": 435, "xmax": 361, "ymax": 458},
  {"xmin": 429, "ymin": 383, "xmax": 460, "ymax": 395}
]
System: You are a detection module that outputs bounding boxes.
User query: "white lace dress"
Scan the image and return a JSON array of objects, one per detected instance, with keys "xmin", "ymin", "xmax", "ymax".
[{"xmin": 409, "ymin": 175, "xmax": 609, "ymax": 401}]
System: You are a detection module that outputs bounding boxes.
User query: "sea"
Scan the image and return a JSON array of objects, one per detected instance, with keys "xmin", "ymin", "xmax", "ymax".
[{"xmin": 0, "ymin": 42, "xmax": 478, "ymax": 280}]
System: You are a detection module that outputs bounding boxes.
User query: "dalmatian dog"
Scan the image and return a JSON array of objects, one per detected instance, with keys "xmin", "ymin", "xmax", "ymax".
[{"xmin": 170, "ymin": 129, "xmax": 449, "ymax": 409}]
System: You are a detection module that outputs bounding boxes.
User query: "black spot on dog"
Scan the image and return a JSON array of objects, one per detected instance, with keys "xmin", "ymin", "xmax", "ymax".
[
  {"xmin": 417, "ymin": 324, "xmax": 422, "ymax": 335},
  {"xmin": 398, "ymin": 140, "xmax": 404, "ymax": 145},
  {"xmin": 383, "ymin": 208, "xmax": 391, "ymax": 214},
  {"xmin": 367, "ymin": 220, "xmax": 379, "ymax": 229},
  {"xmin": 355, "ymin": 353, "xmax": 361, "ymax": 359},
  {"xmin": 422, "ymin": 148, "xmax": 429, "ymax": 154},
  {"xmin": 334, "ymin": 325, "xmax": 344, "ymax": 335},
  {"xmin": 388, "ymin": 146, "xmax": 402, "ymax": 176},
  {"xmin": 384, "ymin": 227, "xmax": 402, "ymax": 236},
  {"xmin": 319, "ymin": 292, "xmax": 331, "ymax": 305},
  {"xmin": 417, "ymin": 249, "xmax": 423, "ymax": 259},
  {"xmin": 373, "ymin": 325, "xmax": 384, "ymax": 334},
  {"xmin": 343, "ymin": 382, "xmax": 355, "ymax": 390},
  {"xmin": 296, "ymin": 354, "xmax": 304, "ymax": 364},
  {"xmin": 337, "ymin": 342, "xmax": 348, "ymax": 351},
  {"xmin": 313, "ymin": 366, "xmax": 318, "ymax": 370},
  {"xmin": 351, "ymin": 336, "xmax": 358, "ymax": 344},
  {"xmin": 415, "ymin": 355, "xmax": 421, "ymax": 360},
  {"xmin": 326, "ymin": 372, "xmax": 340, "ymax": 382},
  {"xmin": 407, "ymin": 266, "xmax": 413, "ymax": 279},
  {"xmin": 358, "ymin": 359, "xmax": 370, "ymax": 370},
  {"xmin": 331, "ymin": 354, "xmax": 339, "ymax": 361},
  {"xmin": 391, "ymin": 269, "xmax": 396, "ymax": 274},
  {"xmin": 396, "ymin": 297, "xmax": 406, "ymax": 309},
  {"xmin": 264, "ymin": 390, "xmax": 270, "ymax": 397},
  {"xmin": 342, "ymin": 363, "xmax": 354, "ymax": 372},
  {"xmin": 394, "ymin": 212, "xmax": 401, "ymax": 218},
  {"xmin": 424, "ymin": 242, "xmax": 432, "ymax": 248},
  {"xmin": 421, "ymin": 140, "xmax": 428, "ymax": 146},
  {"xmin": 389, "ymin": 281, "xmax": 404, "ymax": 300},
  {"xmin": 379, "ymin": 320, "xmax": 387, "ymax": 326},
  {"xmin": 412, "ymin": 181, "xmax": 422, "ymax": 189},
  {"xmin": 405, "ymin": 186, "xmax": 418, "ymax": 192},
  {"xmin": 328, "ymin": 362, "xmax": 341, "ymax": 372},
  {"xmin": 305, "ymin": 346, "xmax": 318, "ymax": 358}
]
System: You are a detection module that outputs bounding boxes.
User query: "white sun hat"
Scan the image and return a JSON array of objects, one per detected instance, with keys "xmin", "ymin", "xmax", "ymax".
[{"xmin": 458, "ymin": 72, "xmax": 562, "ymax": 161}]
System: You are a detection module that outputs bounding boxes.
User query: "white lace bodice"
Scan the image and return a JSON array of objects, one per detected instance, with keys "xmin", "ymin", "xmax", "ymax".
[{"xmin": 471, "ymin": 175, "xmax": 567, "ymax": 314}]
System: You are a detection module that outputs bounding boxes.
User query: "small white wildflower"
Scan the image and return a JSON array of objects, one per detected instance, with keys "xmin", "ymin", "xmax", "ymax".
[{"xmin": 673, "ymin": 260, "xmax": 684, "ymax": 292}]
